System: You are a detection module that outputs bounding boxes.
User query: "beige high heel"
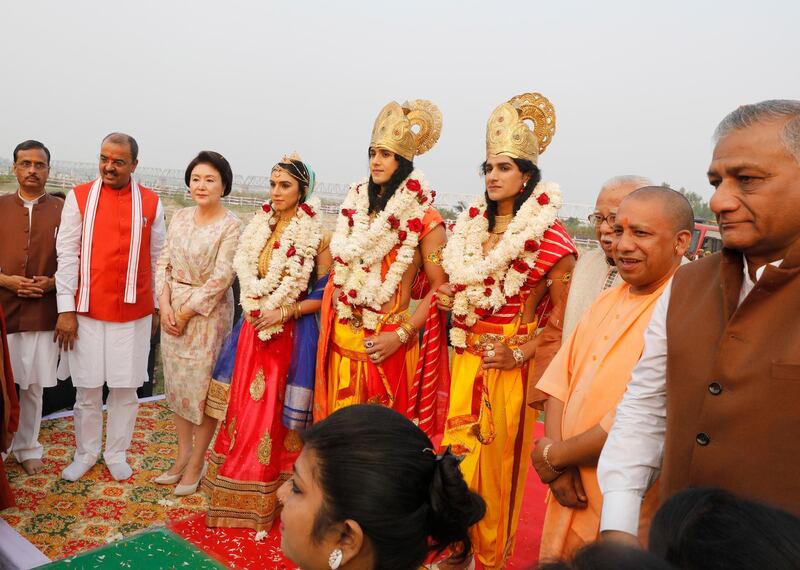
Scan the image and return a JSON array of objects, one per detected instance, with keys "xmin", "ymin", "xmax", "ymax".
[
  {"xmin": 174, "ymin": 463, "xmax": 208, "ymax": 496},
  {"xmin": 152, "ymin": 463, "xmax": 187, "ymax": 485}
]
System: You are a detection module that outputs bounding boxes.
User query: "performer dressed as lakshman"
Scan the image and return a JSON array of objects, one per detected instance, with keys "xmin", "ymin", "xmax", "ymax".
[
  {"xmin": 204, "ymin": 155, "xmax": 331, "ymax": 532},
  {"xmin": 314, "ymin": 100, "xmax": 450, "ymax": 435},
  {"xmin": 437, "ymin": 93, "xmax": 577, "ymax": 569}
]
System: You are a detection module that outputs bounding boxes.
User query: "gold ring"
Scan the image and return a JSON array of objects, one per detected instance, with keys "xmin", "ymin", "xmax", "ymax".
[
  {"xmin": 486, "ymin": 350, "xmax": 496, "ymax": 358},
  {"xmin": 370, "ymin": 353, "xmax": 380, "ymax": 362}
]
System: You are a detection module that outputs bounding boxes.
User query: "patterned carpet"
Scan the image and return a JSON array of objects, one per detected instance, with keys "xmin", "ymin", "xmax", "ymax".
[
  {"xmin": 1, "ymin": 400, "xmax": 547, "ymax": 568},
  {"xmin": 1, "ymin": 401, "xmax": 208, "ymax": 561}
]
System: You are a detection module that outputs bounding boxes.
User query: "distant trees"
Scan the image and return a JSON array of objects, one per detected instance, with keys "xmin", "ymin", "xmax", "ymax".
[{"xmin": 661, "ymin": 182, "xmax": 714, "ymax": 222}]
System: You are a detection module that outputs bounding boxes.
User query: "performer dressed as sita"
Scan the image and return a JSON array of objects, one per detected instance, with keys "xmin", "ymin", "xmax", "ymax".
[
  {"xmin": 203, "ymin": 154, "xmax": 331, "ymax": 532},
  {"xmin": 314, "ymin": 100, "xmax": 451, "ymax": 436},
  {"xmin": 437, "ymin": 92, "xmax": 577, "ymax": 569}
]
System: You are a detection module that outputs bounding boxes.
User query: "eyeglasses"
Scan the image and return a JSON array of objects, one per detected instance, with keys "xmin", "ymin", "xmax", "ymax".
[
  {"xmin": 588, "ymin": 213, "xmax": 616, "ymax": 226},
  {"xmin": 16, "ymin": 160, "xmax": 49, "ymax": 171}
]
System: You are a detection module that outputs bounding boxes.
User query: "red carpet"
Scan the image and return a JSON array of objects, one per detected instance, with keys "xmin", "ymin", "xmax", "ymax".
[{"xmin": 169, "ymin": 423, "xmax": 548, "ymax": 569}]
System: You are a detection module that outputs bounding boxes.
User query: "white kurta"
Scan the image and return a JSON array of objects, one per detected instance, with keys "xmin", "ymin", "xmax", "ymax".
[
  {"xmin": 62, "ymin": 315, "xmax": 152, "ymax": 389},
  {"xmin": 6, "ymin": 332, "xmax": 58, "ymax": 389}
]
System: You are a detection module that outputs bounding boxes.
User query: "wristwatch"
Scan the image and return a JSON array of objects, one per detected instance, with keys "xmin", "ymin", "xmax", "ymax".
[{"xmin": 512, "ymin": 347, "xmax": 525, "ymax": 367}]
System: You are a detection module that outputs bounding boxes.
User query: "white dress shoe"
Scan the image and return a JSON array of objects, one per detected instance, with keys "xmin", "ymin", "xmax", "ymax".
[
  {"xmin": 174, "ymin": 463, "xmax": 208, "ymax": 496},
  {"xmin": 152, "ymin": 464, "xmax": 187, "ymax": 485}
]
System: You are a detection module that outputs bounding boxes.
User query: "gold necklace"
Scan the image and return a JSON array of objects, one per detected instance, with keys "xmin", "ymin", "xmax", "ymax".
[{"xmin": 491, "ymin": 214, "xmax": 514, "ymax": 235}]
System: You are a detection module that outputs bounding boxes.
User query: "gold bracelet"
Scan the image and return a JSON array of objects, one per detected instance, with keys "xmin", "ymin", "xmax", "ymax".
[
  {"xmin": 293, "ymin": 302, "xmax": 302, "ymax": 320},
  {"xmin": 395, "ymin": 327, "xmax": 410, "ymax": 344},
  {"xmin": 279, "ymin": 305, "xmax": 288, "ymax": 323},
  {"xmin": 400, "ymin": 321, "xmax": 417, "ymax": 342},
  {"xmin": 543, "ymin": 443, "xmax": 565, "ymax": 475}
]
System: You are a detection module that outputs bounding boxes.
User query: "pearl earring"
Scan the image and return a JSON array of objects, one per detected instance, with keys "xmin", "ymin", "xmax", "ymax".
[{"xmin": 328, "ymin": 548, "xmax": 343, "ymax": 569}]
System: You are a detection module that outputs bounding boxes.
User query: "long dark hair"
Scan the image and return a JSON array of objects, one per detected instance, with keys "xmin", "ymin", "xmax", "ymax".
[
  {"xmin": 274, "ymin": 159, "xmax": 311, "ymax": 203},
  {"xmin": 301, "ymin": 405, "xmax": 486, "ymax": 570},
  {"xmin": 649, "ymin": 487, "xmax": 800, "ymax": 570},
  {"xmin": 367, "ymin": 150, "xmax": 415, "ymax": 214},
  {"xmin": 482, "ymin": 157, "xmax": 541, "ymax": 232}
]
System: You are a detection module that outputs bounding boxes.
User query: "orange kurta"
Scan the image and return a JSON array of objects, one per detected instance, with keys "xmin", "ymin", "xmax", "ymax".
[{"xmin": 536, "ymin": 282, "xmax": 666, "ymax": 561}]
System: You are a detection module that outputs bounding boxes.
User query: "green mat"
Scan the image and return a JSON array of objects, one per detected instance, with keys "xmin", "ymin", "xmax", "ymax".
[{"xmin": 36, "ymin": 527, "xmax": 227, "ymax": 569}]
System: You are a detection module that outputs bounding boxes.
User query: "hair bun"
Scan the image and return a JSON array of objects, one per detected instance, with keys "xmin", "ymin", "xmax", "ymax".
[{"xmin": 427, "ymin": 447, "xmax": 486, "ymax": 559}]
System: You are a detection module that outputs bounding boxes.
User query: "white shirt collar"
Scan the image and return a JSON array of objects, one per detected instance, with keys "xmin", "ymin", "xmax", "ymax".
[
  {"xmin": 18, "ymin": 190, "xmax": 45, "ymax": 205},
  {"xmin": 740, "ymin": 256, "xmax": 783, "ymax": 304}
]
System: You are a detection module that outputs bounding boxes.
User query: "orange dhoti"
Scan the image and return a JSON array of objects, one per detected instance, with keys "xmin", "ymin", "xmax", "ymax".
[{"xmin": 441, "ymin": 319, "xmax": 535, "ymax": 569}]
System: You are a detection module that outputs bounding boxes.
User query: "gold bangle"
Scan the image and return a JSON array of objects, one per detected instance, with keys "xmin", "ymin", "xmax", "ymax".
[
  {"xmin": 279, "ymin": 305, "xmax": 288, "ymax": 323},
  {"xmin": 543, "ymin": 443, "xmax": 565, "ymax": 475},
  {"xmin": 400, "ymin": 321, "xmax": 417, "ymax": 340},
  {"xmin": 395, "ymin": 327, "xmax": 409, "ymax": 344},
  {"xmin": 293, "ymin": 302, "xmax": 302, "ymax": 320}
]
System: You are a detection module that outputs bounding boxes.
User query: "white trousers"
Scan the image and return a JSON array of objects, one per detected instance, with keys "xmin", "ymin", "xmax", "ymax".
[
  {"xmin": 73, "ymin": 386, "xmax": 139, "ymax": 465},
  {"xmin": 12, "ymin": 384, "xmax": 44, "ymax": 462},
  {"xmin": 7, "ymin": 331, "xmax": 59, "ymax": 463}
]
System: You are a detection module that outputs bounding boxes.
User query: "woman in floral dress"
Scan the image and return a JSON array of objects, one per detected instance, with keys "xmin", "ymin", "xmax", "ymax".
[{"xmin": 153, "ymin": 150, "xmax": 242, "ymax": 495}]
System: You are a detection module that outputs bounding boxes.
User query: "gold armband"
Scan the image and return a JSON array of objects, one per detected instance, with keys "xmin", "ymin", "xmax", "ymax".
[{"xmin": 426, "ymin": 245, "xmax": 445, "ymax": 266}]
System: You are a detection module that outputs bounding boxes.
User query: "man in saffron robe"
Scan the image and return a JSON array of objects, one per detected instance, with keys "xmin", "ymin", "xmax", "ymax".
[
  {"xmin": 314, "ymin": 100, "xmax": 450, "ymax": 437},
  {"xmin": 528, "ymin": 175, "xmax": 651, "ymax": 409},
  {"xmin": 55, "ymin": 133, "xmax": 165, "ymax": 481},
  {"xmin": 533, "ymin": 187, "xmax": 694, "ymax": 561}
]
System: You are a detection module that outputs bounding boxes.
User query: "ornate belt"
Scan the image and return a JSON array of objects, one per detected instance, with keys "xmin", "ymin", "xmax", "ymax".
[
  {"xmin": 466, "ymin": 331, "xmax": 534, "ymax": 355},
  {"xmin": 345, "ymin": 309, "xmax": 408, "ymax": 331}
]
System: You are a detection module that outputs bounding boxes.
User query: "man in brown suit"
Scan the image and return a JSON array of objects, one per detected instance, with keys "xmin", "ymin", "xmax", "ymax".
[
  {"xmin": 597, "ymin": 100, "xmax": 800, "ymax": 543},
  {"xmin": 0, "ymin": 140, "xmax": 62, "ymax": 475}
]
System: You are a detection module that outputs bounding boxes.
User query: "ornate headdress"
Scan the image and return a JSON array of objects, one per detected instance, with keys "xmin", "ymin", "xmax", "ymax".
[
  {"xmin": 272, "ymin": 151, "xmax": 316, "ymax": 199},
  {"xmin": 486, "ymin": 92, "xmax": 556, "ymax": 164},
  {"xmin": 370, "ymin": 100, "xmax": 443, "ymax": 161}
]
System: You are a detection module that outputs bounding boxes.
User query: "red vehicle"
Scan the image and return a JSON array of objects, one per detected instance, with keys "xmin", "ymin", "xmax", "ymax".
[{"xmin": 688, "ymin": 220, "xmax": 723, "ymax": 259}]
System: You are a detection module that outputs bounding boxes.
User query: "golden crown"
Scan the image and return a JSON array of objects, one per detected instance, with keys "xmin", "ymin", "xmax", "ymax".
[
  {"xmin": 370, "ymin": 100, "xmax": 443, "ymax": 161},
  {"xmin": 486, "ymin": 92, "xmax": 556, "ymax": 164}
]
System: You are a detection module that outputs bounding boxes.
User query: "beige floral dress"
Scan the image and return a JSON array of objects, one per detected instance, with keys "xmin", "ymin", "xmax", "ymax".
[{"xmin": 156, "ymin": 207, "xmax": 242, "ymax": 424}]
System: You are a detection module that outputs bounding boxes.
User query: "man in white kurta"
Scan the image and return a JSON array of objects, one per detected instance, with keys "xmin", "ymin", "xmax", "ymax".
[
  {"xmin": 0, "ymin": 140, "xmax": 62, "ymax": 475},
  {"xmin": 55, "ymin": 133, "xmax": 165, "ymax": 481}
]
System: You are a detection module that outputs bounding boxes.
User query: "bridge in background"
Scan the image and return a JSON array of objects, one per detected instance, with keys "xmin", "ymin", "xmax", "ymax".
[{"xmin": 3, "ymin": 159, "xmax": 594, "ymax": 221}]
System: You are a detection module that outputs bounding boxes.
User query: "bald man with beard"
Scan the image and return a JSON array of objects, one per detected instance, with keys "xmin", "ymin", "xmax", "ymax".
[{"xmin": 532, "ymin": 187, "xmax": 693, "ymax": 561}]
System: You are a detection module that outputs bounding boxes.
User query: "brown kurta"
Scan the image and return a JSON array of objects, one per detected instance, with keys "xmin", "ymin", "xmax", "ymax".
[
  {"xmin": 0, "ymin": 192, "xmax": 62, "ymax": 333},
  {"xmin": 663, "ymin": 242, "xmax": 800, "ymax": 515}
]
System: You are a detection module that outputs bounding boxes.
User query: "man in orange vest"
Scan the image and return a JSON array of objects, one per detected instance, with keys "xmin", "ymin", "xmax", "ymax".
[{"xmin": 54, "ymin": 133, "xmax": 165, "ymax": 481}]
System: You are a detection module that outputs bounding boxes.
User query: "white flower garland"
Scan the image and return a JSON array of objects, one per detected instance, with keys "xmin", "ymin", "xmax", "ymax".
[
  {"xmin": 234, "ymin": 198, "xmax": 323, "ymax": 341},
  {"xmin": 442, "ymin": 181, "xmax": 562, "ymax": 348},
  {"xmin": 330, "ymin": 170, "xmax": 433, "ymax": 331}
]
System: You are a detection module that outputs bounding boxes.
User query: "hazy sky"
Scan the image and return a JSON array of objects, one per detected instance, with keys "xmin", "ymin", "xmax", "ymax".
[{"xmin": 2, "ymin": 0, "xmax": 798, "ymax": 207}]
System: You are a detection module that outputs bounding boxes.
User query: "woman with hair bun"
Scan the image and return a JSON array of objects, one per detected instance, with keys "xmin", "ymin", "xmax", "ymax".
[{"xmin": 277, "ymin": 404, "xmax": 486, "ymax": 570}]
